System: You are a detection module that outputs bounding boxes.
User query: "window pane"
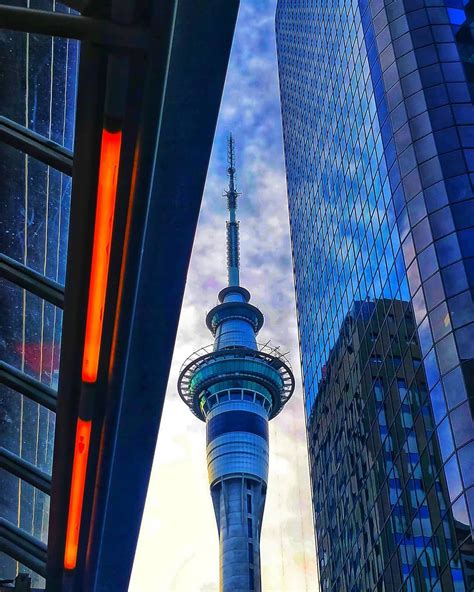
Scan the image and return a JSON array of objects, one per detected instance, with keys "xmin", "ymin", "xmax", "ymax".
[
  {"xmin": 458, "ymin": 443, "xmax": 474, "ymax": 489},
  {"xmin": 450, "ymin": 402, "xmax": 473, "ymax": 448},
  {"xmin": 436, "ymin": 333, "xmax": 458, "ymax": 375},
  {"xmin": 0, "ymin": 550, "xmax": 45, "ymax": 589},
  {"xmin": 0, "ymin": 29, "xmax": 78, "ymax": 149},
  {"xmin": 437, "ymin": 416, "xmax": 454, "ymax": 461},
  {"xmin": 442, "ymin": 366, "xmax": 467, "ymax": 410},
  {"xmin": 444, "ymin": 455, "xmax": 463, "ymax": 502},
  {"xmin": 455, "ymin": 323, "xmax": 474, "ymax": 360},
  {"xmin": 0, "ymin": 144, "xmax": 72, "ymax": 284},
  {"xmin": 430, "ymin": 302, "xmax": 451, "ymax": 343},
  {"xmin": 448, "ymin": 290, "xmax": 474, "ymax": 329},
  {"xmin": 0, "ymin": 385, "xmax": 55, "ymax": 472},
  {"xmin": 0, "ymin": 279, "xmax": 62, "ymax": 386}
]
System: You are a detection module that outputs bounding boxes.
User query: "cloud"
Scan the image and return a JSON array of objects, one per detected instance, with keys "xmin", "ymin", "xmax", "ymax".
[{"xmin": 130, "ymin": 1, "xmax": 318, "ymax": 590}]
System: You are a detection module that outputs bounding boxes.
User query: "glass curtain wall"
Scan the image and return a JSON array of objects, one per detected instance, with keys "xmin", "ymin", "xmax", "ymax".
[
  {"xmin": 276, "ymin": 0, "xmax": 474, "ymax": 590},
  {"xmin": 0, "ymin": 2, "xmax": 79, "ymax": 586}
]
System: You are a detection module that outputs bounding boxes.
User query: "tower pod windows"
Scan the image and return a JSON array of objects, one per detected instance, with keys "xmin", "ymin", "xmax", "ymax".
[
  {"xmin": 243, "ymin": 390, "xmax": 254, "ymax": 402},
  {"xmin": 199, "ymin": 388, "xmax": 272, "ymax": 414}
]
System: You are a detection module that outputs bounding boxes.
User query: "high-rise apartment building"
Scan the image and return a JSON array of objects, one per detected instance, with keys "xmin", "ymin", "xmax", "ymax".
[
  {"xmin": 178, "ymin": 137, "xmax": 294, "ymax": 592},
  {"xmin": 276, "ymin": 1, "xmax": 474, "ymax": 590}
]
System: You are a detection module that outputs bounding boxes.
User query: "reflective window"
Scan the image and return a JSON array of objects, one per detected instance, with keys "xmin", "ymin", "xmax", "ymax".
[
  {"xmin": 458, "ymin": 443, "xmax": 474, "ymax": 489},
  {"xmin": 0, "ymin": 12, "xmax": 79, "ymax": 586},
  {"xmin": 0, "ymin": 30, "xmax": 78, "ymax": 149},
  {"xmin": 435, "ymin": 234, "xmax": 461, "ymax": 268},
  {"xmin": 437, "ymin": 333, "xmax": 459, "ymax": 375},
  {"xmin": 430, "ymin": 302, "xmax": 451, "ymax": 342},
  {"xmin": 443, "ymin": 366, "xmax": 467, "ymax": 410},
  {"xmin": 206, "ymin": 410, "xmax": 268, "ymax": 443},
  {"xmin": 438, "ymin": 416, "xmax": 455, "ymax": 462},
  {"xmin": 448, "ymin": 291, "xmax": 474, "ymax": 329},
  {"xmin": 456, "ymin": 323, "xmax": 474, "ymax": 360},
  {"xmin": 444, "ymin": 455, "xmax": 463, "ymax": 502},
  {"xmin": 450, "ymin": 402, "xmax": 473, "ymax": 448},
  {"xmin": 442, "ymin": 260, "xmax": 469, "ymax": 298}
]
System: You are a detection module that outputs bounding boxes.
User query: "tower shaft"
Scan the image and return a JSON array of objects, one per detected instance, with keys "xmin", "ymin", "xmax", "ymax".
[{"xmin": 211, "ymin": 478, "xmax": 265, "ymax": 592}]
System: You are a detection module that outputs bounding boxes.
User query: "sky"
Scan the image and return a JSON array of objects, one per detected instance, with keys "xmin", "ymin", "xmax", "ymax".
[{"xmin": 129, "ymin": 2, "xmax": 318, "ymax": 590}]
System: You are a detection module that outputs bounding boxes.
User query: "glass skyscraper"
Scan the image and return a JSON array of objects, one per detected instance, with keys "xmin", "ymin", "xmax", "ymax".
[{"xmin": 276, "ymin": 1, "xmax": 474, "ymax": 590}]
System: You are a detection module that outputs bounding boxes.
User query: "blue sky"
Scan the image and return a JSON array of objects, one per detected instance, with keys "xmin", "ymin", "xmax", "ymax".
[{"xmin": 130, "ymin": 2, "xmax": 318, "ymax": 589}]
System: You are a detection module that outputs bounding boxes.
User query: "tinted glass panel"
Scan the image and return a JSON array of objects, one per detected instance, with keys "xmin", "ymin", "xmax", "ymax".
[
  {"xmin": 207, "ymin": 411, "xmax": 268, "ymax": 443},
  {"xmin": 0, "ymin": 144, "xmax": 72, "ymax": 284},
  {"xmin": 0, "ymin": 279, "xmax": 62, "ymax": 385},
  {"xmin": 0, "ymin": 28, "xmax": 78, "ymax": 149}
]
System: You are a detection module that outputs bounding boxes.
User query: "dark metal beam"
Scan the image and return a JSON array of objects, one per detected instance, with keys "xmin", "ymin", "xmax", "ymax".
[
  {"xmin": 0, "ymin": 519, "xmax": 47, "ymax": 578},
  {"xmin": 0, "ymin": 361, "xmax": 57, "ymax": 412},
  {"xmin": 46, "ymin": 0, "xmax": 240, "ymax": 589},
  {"xmin": 46, "ymin": 40, "xmax": 107, "ymax": 592},
  {"xmin": 85, "ymin": 1, "xmax": 240, "ymax": 590},
  {"xmin": 0, "ymin": 253, "xmax": 64, "ymax": 308},
  {"xmin": 0, "ymin": 116, "xmax": 73, "ymax": 176},
  {"xmin": 0, "ymin": 5, "xmax": 149, "ymax": 49},
  {"xmin": 0, "ymin": 448, "xmax": 51, "ymax": 495},
  {"xmin": 59, "ymin": 0, "xmax": 88, "ymax": 12}
]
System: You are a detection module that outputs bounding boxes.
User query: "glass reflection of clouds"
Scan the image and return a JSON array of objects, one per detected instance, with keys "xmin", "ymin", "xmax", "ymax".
[{"xmin": 276, "ymin": 0, "xmax": 474, "ymax": 590}]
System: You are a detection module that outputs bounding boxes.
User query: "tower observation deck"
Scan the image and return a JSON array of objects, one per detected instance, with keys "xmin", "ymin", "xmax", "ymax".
[{"xmin": 178, "ymin": 136, "xmax": 295, "ymax": 592}]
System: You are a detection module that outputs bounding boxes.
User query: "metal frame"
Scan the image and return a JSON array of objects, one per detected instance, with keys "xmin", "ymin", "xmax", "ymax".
[
  {"xmin": 0, "ymin": 254, "xmax": 64, "ymax": 308},
  {"xmin": 0, "ymin": 361, "xmax": 57, "ymax": 412},
  {"xmin": 0, "ymin": 519, "xmax": 47, "ymax": 579},
  {"xmin": 0, "ymin": 5, "xmax": 148, "ymax": 49},
  {"xmin": 0, "ymin": 448, "xmax": 51, "ymax": 495},
  {"xmin": 178, "ymin": 343, "xmax": 295, "ymax": 421},
  {"xmin": 0, "ymin": 117, "xmax": 73, "ymax": 176}
]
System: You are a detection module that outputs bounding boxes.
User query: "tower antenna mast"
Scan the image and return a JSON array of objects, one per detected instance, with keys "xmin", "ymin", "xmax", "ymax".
[{"xmin": 225, "ymin": 133, "xmax": 240, "ymax": 287}]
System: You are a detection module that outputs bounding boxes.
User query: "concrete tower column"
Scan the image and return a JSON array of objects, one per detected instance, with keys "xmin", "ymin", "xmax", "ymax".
[{"xmin": 211, "ymin": 478, "xmax": 266, "ymax": 592}]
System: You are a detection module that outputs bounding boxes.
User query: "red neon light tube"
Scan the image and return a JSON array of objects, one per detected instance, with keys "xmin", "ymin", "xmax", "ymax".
[
  {"xmin": 82, "ymin": 128, "xmax": 122, "ymax": 383},
  {"xmin": 64, "ymin": 418, "xmax": 92, "ymax": 570}
]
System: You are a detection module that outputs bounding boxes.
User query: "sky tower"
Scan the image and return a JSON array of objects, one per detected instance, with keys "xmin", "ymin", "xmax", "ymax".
[{"xmin": 178, "ymin": 135, "xmax": 295, "ymax": 592}]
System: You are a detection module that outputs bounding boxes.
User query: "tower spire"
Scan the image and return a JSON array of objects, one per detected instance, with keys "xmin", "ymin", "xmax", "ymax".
[{"xmin": 225, "ymin": 133, "xmax": 240, "ymax": 286}]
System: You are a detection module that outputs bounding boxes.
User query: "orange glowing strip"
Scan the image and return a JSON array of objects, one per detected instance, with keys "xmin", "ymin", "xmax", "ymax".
[
  {"xmin": 64, "ymin": 418, "xmax": 92, "ymax": 570},
  {"xmin": 82, "ymin": 129, "xmax": 122, "ymax": 383}
]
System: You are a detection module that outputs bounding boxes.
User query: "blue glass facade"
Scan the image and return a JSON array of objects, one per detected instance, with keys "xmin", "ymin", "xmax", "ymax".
[
  {"xmin": 276, "ymin": 1, "xmax": 474, "ymax": 590},
  {"xmin": 0, "ymin": 4, "xmax": 79, "ymax": 586}
]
